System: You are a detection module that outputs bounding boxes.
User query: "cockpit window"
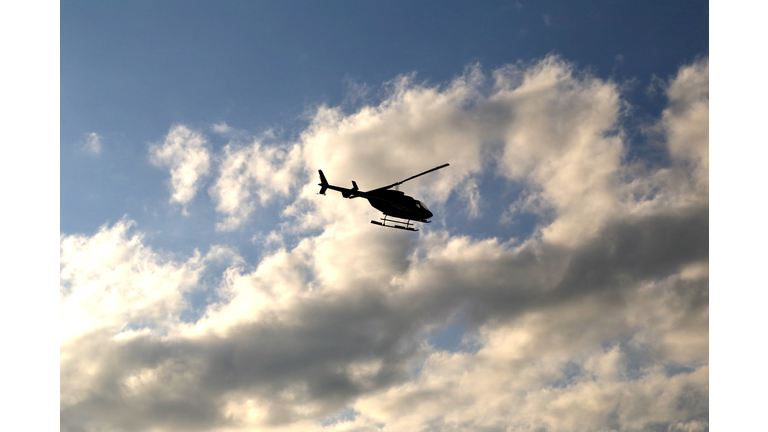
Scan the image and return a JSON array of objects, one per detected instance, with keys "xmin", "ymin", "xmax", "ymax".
[{"xmin": 416, "ymin": 200, "xmax": 429, "ymax": 211}]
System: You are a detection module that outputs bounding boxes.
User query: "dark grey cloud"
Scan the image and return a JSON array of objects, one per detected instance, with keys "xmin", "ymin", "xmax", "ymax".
[{"xmin": 61, "ymin": 204, "xmax": 708, "ymax": 431}]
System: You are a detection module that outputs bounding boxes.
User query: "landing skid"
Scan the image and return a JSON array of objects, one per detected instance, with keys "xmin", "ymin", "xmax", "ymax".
[{"xmin": 371, "ymin": 215, "xmax": 419, "ymax": 232}]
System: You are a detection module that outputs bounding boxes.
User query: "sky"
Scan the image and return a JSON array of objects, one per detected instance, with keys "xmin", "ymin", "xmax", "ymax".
[{"xmin": 48, "ymin": 1, "xmax": 722, "ymax": 431}]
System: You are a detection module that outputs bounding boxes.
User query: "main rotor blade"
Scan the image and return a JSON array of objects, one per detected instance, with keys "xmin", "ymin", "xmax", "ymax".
[{"xmin": 383, "ymin": 163, "xmax": 450, "ymax": 189}]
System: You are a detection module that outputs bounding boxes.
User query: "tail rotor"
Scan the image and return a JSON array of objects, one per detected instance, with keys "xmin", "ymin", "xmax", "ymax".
[{"xmin": 318, "ymin": 170, "xmax": 329, "ymax": 195}]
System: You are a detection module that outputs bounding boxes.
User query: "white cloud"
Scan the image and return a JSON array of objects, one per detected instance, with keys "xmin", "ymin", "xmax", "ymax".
[
  {"xmin": 61, "ymin": 57, "xmax": 709, "ymax": 432},
  {"xmin": 489, "ymin": 57, "xmax": 625, "ymax": 246},
  {"xmin": 212, "ymin": 121, "xmax": 233, "ymax": 134},
  {"xmin": 661, "ymin": 58, "xmax": 709, "ymax": 194},
  {"xmin": 209, "ymin": 140, "xmax": 303, "ymax": 231},
  {"xmin": 60, "ymin": 218, "xmax": 205, "ymax": 341},
  {"xmin": 150, "ymin": 124, "xmax": 212, "ymax": 213},
  {"xmin": 81, "ymin": 132, "xmax": 102, "ymax": 155}
]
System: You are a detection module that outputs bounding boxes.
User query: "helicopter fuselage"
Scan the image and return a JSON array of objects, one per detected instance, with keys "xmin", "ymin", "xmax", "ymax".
[
  {"xmin": 318, "ymin": 182, "xmax": 432, "ymax": 221},
  {"xmin": 357, "ymin": 189, "xmax": 432, "ymax": 221}
]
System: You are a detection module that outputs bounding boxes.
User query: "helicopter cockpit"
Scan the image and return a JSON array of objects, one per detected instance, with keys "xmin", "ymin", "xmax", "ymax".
[{"xmin": 415, "ymin": 200, "xmax": 429, "ymax": 211}]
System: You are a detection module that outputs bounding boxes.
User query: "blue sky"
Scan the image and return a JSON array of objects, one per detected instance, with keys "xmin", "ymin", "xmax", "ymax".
[
  {"xmin": 61, "ymin": 1, "xmax": 707, "ymax": 241},
  {"xmin": 53, "ymin": 2, "xmax": 721, "ymax": 431}
]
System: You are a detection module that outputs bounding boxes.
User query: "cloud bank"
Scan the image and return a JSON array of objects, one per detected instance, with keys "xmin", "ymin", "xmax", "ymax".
[{"xmin": 61, "ymin": 56, "xmax": 708, "ymax": 432}]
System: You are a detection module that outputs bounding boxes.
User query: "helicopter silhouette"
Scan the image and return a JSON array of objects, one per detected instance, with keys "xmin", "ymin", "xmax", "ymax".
[{"xmin": 318, "ymin": 163, "xmax": 450, "ymax": 231}]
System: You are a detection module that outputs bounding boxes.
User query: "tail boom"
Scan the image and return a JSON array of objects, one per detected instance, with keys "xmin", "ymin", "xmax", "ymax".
[{"xmin": 318, "ymin": 170, "xmax": 362, "ymax": 198}]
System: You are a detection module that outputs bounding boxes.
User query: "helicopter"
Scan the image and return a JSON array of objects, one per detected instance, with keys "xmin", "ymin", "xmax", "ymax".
[{"xmin": 318, "ymin": 163, "xmax": 450, "ymax": 231}]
